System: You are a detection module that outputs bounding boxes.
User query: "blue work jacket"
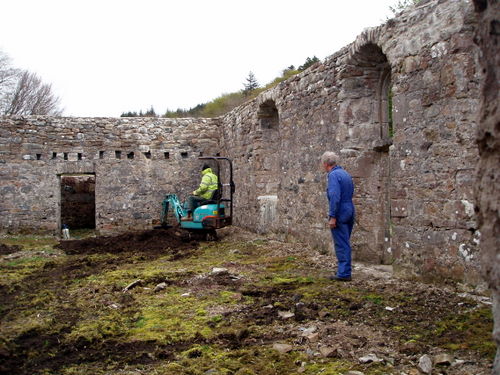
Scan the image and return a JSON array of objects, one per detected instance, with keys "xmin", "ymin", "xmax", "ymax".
[{"xmin": 326, "ymin": 166, "xmax": 355, "ymax": 223}]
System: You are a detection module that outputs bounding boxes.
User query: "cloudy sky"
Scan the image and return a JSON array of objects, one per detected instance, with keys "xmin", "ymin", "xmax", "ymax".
[{"xmin": 0, "ymin": 0, "xmax": 397, "ymax": 117}]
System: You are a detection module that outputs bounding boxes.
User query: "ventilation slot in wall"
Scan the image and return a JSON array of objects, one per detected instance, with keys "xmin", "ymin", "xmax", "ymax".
[
  {"xmin": 144, "ymin": 151, "xmax": 151, "ymax": 159},
  {"xmin": 181, "ymin": 152, "xmax": 188, "ymax": 159},
  {"xmin": 127, "ymin": 152, "xmax": 135, "ymax": 159},
  {"xmin": 63, "ymin": 152, "xmax": 68, "ymax": 161},
  {"xmin": 36, "ymin": 154, "xmax": 42, "ymax": 160},
  {"xmin": 164, "ymin": 152, "xmax": 170, "ymax": 159},
  {"xmin": 99, "ymin": 151, "xmax": 104, "ymax": 159},
  {"xmin": 52, "ymin": 152, "xmax": 57, "ymax": 160},
  {"xmin": 115, "ymin": 151, "xmax": 121, "ymax": 159},
  {"xmin": 78, "ymin": 153, "xmax": 83, "ymax": 160}
]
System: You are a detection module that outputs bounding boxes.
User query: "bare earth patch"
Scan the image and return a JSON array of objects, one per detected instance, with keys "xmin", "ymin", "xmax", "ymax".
[{"xmin": 0, "ymin": 227, "xmax": 493, "ymax": 375}]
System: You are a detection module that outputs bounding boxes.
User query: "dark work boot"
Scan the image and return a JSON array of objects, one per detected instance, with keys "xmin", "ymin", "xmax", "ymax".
[{"xmin": 328, "ymin": 275, "xmax": 352, "ymax": 282}]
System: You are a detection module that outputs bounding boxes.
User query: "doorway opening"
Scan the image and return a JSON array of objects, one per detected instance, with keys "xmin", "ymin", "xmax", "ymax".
[{"xmin": 60, "ymin": 174, "xmax": 96, "ymax": 231}]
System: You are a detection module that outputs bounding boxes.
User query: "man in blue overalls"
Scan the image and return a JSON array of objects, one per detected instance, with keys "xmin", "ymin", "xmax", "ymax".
[{"xmin": 321, "ymin": 151, "xmax": 355, "ymax": 281}]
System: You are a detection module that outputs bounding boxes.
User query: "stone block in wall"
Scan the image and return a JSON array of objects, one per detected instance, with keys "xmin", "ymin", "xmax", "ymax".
[
  {"xmin": 391, "ymin": 200, "xmax": 408, "ymax": 218},
  {"xmin": 257, "ymin": 195, "xmax": 278, "ymax": 233}
]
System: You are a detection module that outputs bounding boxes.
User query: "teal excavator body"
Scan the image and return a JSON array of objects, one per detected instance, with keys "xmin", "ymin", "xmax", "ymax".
[{"xmin": 158, "ymin": 157, "xmax": 234, "ymax": 233}]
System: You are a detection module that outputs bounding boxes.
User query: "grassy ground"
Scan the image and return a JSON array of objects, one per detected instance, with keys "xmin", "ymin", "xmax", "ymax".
[{"xmin": 0, "ymin": 228, "xmax": 494, "ymax": 375}]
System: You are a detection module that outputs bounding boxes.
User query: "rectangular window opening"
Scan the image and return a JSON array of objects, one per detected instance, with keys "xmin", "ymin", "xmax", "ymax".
[
  {"xmin": 115, "ymin": 151, "xmax": 121, "ymax": 159},
  {"xmin": 78, "ymin": 153, "xmax": 83, "ymax": 160},
  {"xmin": 144, "ymin": 151, "xmax": 151, "ymax": 159},
  {"xmin": 164, "ymin": 152, "xmax": 170, "ymax": 159},
  {"xmin": 52, "ymin": 152, "xmax": 57, "ymax": 160},
  {"xmin": 181, "ymin": 152, "xmax": 188, "ymax": 159},
  {"xmin": 127, "ymin": 152, "xmax": 135, "ymax": 159},
  {"xmin": 36, "ymin": 154, "xmax": 42, "ymax": 160},
  {"xmin": 99, "ymin": 151, "xmax": 105, "ymax": 159},
  {"xmin": 63, "ymin": 152, "xmax": 68, "ymax": 161}
]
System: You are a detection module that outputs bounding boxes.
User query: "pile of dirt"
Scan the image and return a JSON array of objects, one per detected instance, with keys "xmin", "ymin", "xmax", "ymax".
[
  {"xmin": 0, "ymin": 243, "xmax": 20, "ymax": 255},
  {"xmin": 57, "ymin": 228, "xmax": 197, "ymax": 256}
]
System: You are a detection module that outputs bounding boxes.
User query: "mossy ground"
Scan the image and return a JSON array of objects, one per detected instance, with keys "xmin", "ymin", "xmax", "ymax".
[{"xmin": 0, "ymin": 228, "xmax": 494, "ymax": 375}]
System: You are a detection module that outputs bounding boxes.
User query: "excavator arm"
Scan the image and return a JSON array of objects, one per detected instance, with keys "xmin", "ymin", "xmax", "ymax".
[{"xmin": 160, "ymin": 194, "xmax": 187, "ymax": 227}]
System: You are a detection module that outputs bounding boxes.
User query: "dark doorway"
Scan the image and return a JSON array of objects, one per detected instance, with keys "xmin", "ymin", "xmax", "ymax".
[{"xmin": 60, "ymin": 174, "xmax": 96, "ymax": 230}]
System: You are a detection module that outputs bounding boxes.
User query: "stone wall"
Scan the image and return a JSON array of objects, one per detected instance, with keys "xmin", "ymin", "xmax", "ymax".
[
  {"xmin": 472, "ymin": 0, "xmax": 500, "ymax": 370},
  {"xmin": 220, "ymin": 0, "xmax": 483, "ymax": 283},
  {"xmin": 0, "ymin": 116, "xmax": 220, "ymax": 234},
  {"xmin": 0, "ymin": 0, "xmax": 487, "ymax": 286}
]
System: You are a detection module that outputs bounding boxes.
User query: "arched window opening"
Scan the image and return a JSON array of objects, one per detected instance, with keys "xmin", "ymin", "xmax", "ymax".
[
  {"xmin": 379, "ymin": 68, "xmax": 393, "ymax": 139},
  {"xmin": 344, "ymin": 42, "xmax": 394, "ymax": 265},
  {"xmin": 258, "ymin": 100, "xmax": 279, "ymax": 129}
]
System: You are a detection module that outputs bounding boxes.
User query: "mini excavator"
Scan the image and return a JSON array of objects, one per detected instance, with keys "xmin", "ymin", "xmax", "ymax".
[{"xmin": 157, "ymin": 157, "xmax": 234, "ymax": 239}]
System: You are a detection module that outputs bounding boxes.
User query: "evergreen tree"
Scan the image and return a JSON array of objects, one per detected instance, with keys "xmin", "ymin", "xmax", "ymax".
[
  {"xmin": 243, "ymin": 71, "xmax": 259, "ymax": 96},
  {"xmin": 144, "ymin": 106, "xmax": 157, "ymax": 117},
  {"xmin": 298, "ymin": 56, "xmax": 320, "ymax": 71}
]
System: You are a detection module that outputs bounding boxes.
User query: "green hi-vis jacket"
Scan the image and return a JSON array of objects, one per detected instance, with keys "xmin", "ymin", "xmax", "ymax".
[{"xmin": 194, "ymin": 168, "xmax": 218, "ymax": 199}]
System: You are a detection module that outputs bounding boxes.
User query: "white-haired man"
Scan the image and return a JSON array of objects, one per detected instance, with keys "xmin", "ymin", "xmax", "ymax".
[{"xmin": 321, "ymin": 151, "xmax": 355, "ymax": 281}]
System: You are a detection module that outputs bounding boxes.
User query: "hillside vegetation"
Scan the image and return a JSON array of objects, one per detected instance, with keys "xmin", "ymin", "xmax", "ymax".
[{"xmin": 121, "ymin": 57, "xmax": 320, "ymax": 119}]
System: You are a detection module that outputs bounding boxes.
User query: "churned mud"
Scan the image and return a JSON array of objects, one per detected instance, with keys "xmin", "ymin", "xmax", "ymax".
[
  {"xmin": 0, "ymin": 228, "xmax": 494, "ymax": 375},
  {"xmin": 0, "ymin": 243, "xmax": 20, "ymax": 255}
]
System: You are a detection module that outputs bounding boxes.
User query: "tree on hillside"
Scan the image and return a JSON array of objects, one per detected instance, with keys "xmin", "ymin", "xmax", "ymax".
[
  {"xmin": 298, "ymin": 56, "xmax": 320, "ymax": 71},
  {"xmin": 243, "ymin": 71, "xmax": 259, "ymax": 96},
  {"xmin": 0, "ymin": 50, "xmax": 62, "ymax": 116},
  {"xmin": 144, "ymin": 106, "xmax": 157, "ymax": 117},
  {"xmin": 120, "ymin": 111, "xmax": 138, "ymax": 117}
]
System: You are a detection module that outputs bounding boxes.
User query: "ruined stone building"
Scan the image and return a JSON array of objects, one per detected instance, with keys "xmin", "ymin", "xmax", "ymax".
[{"xmin": 0, "ymin": 0, "xmax": 493, "ymax": 291}]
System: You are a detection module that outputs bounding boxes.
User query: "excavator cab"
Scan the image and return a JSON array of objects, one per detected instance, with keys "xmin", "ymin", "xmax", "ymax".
[{"xmin": 159, "ymin": 157, "xmax": 235, "ymax": 234}]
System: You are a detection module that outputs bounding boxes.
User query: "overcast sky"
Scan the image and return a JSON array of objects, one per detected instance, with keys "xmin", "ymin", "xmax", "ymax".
[{"xmin": 0, "ymin": 0, "xmax": 397, "ymax": 117}]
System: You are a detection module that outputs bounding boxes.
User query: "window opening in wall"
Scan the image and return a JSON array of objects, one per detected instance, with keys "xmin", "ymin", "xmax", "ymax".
[
  {"xmin": 347, "ymin": 42, "xmax": 393, "ymax": 264},
  {"xmin": 127, "ymin": 152, "xmax": 135, "ymax": 159},
  {"xmin": 115, "ymin": 151, "xmax": 121, "ymax": 159},
  {"xmin": 63, "ymin": 152, "xmax": 68, "ymax": 160},
  {"xmin": 36, "ymin": 154, "xmax": 42, "ymax": 160},
  {"xmin": 99, "ymin": 151, "xmax": 105, "ymax": 159},
  {"xmin": 181, "ymin": 152, "xmax": 188, "ymax": 159},
  {"xmin": 379, "ymin": 68, "xmax": 393, "ymax": 139},
  {"xmin": 78, "ymin": 153, "xmax": 83, "ymax": 160},
  {"xmin": 216, "ymin": 152, "xmax": 220, "ymax": 156},
  {"xmin": 164, "ymin": 152, "xmax": 170, "ymax": 159},
  {"xmin": 199, "ymin": 152, "xmax": 204, "ymax": 157},
  {"xmin": 258, "ymin": 100, "xmax": 279, "ymax": 129},
  {"xmin": 52, "ymin": 152, "xmax": 57, "ymax": 159},
  {"xmin": 144, "ymin": 151, "xmax": 151, "ymax": 159},
  {"xmin": 388, "ymin": 87, "xmax": 393, "ymax": 137},
  {"xmin": 60, "ymin": 174, "xmax": 96, "ymax": 231}
]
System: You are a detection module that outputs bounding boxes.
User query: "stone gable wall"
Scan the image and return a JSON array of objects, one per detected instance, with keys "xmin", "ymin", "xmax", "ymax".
[
  {"xmin": 219, "ymin": 0, "xmax": 483, "ymax": 282},
  {"xmin": 0, "ymin": 116, "xmax": 220, "ymax": 234}
]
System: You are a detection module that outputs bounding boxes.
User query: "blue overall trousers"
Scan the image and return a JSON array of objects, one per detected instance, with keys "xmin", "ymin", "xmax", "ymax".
[{"xmin": 327, "ymin": 166, "xmax": 355, "ymax": 279}]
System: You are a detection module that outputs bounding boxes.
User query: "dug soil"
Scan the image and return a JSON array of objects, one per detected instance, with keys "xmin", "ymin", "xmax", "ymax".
[
  {"xmin": 0, "ymin": 228, "xmax": 494, "ymax": 375},
  {"xmin": 56, "ymin": 228, "xmax": 198, "ymax": 256}
]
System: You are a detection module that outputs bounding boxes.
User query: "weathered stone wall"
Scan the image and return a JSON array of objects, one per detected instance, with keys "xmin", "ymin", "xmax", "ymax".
[
  {"xmin": 472, "ymin": 0, "xmax": 500, "ymax": 370},
  {"xmin": 0, "ymin": 116, "xmax": 220, "ymax": 234},
  {"xmin": 220, "ymin": 0, "xmax": 483, "ymax": 283},
  {"xmin": 0, "ymin": 0, "xmax": 487, "ymax": 286}
]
